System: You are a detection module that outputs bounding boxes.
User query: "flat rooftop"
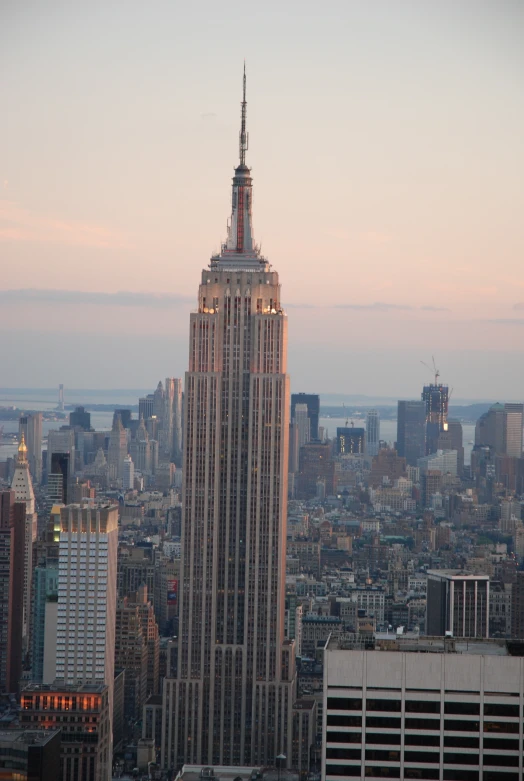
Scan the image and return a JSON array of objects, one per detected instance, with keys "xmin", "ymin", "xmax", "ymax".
[
  {"xmin": 426, "ymin": 569, "xmax": 490, "ymax": 581},
  {"xmin": 176, "ymin": 767, "xmax": 299, "ymax": 781},
  {"xmin": 22, "ymin": 681, "xmax": 107, "ymax": 693},
  {"xmin": 328, "ymin": 634, "xmax": 510, "ymax": 656},
  {"xmin": 0, "ymin": 729, "xmax": 61, "ymax": 746}
]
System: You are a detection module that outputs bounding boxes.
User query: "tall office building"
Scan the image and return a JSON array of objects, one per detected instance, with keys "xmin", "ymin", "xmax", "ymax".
[
  {"xmin": 138, "ymin": 395, "xmax": 154, "ymax": 420},
  {"xmin": 438, "ymin": 419, "xmax": 464, "ymax": 475},
  {"xmin": 164, "ymin": 378, "xmax": 183, "ymax": 465},
  {"xmin": 19, "ymin": 412, "xmax": 43, "ymax": 483},
  {"xmin": 503, "ymin": 402, "xmax": 523, "ymax": 457},
  {"xmin": 53, "ymin": 504, "xmax": 118, "ymax": 779},
  {"xmin": 69, "ymin": 406, "xmax": 92, "ymax": 431},
  {"xmin": 422, "ymin": 383, "xmax": 449, "ymax": 455},
  {"xmin": 336, "ymin": 427, "xmax": 365, "ymax": 455},
  {"xmin": 31, "ymin": 564, "xmax": 59, "ymax": 683},
  {"xmin": 291, "ymin": 393, "xmax": 320, "ymax": 441},
  {"xmin": 115, "ymin": 596, "xmax": 148, "ymax": 722},
  {"xmin": 130, "ymin": 416, "xmax": 151, "ymax": 474},
  {"xmin": 107, "ymin": 413, "xmax": 128, "ymax": 481},
  {"xmin": 163, "ymin": 69, "xmax": 296, "ymax": 770},
  {"xmin": 511, "ymin": 571, "xmax": 524, "ymax": 639},
  {"xmin": 48, "ymin": 452, "xmax": 71, "ymax": 504},
  {"xmin": 475, "ymin": 402, "xmax": 505, "ymax": 451},
  {"xmin": 397, "ymin": 400, "xmax": 426, "ymax": 466},
  {"xmin": 426, "ymin": 570, "xmax": 490, "ymax": 638},
  {"xmin": 0, "ymin": 491, "xmax": 25, "ymax": 693},
  {"xmin": 365, "ymin": 409, "xmax": 380, "ymax": 457},
  {"xmin": 294, "ymin": 403, "xmax": 311, "ymax": 449},
  {"xmin": 153, "ymin": 381, "xmax": 165, "ymax": 418},
  {"xmin": 10, "ymin": 435, "xmax": 37, "ymax": 651},
  {"xmin": 323, "ymin": 634, "xmax": 524, "ymax": 781},
  {"xmin": 114, "ymin": 409, "xmax": 132, "ymax": 429},
  {"xmin": 47, "ymin": 428, "xmax": 75, "ymax": 483}
]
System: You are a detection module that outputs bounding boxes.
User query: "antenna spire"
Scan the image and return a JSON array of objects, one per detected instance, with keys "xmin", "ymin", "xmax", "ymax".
[{"xmin": 239, "ymin": 62, "xmax": 248, "ymax": 166}]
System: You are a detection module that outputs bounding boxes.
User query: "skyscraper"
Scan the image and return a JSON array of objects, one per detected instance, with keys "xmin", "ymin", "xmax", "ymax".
[
  {"xmin": 422, "ymin": 383, "xmax": 449, "ymax": 455},
  {"xmin": 138, "ymin": 395, "xmax": 154, "ymax": 420},
  {"xmin": 69, "ymin": 406, "xmax": 92, "ymax": 431},
  {"xmin": 53, "ymin": 504, "xmax": 118, "ymax": 779},
  {"xmin": 290, "ymin": 393, "xmax": 320, "ymax": 441},
  {"xmin": 503, "ymin": 402, "xmax": 523, "ymax": 457},
  {"xmin": 294, "ymin": 403, "xmax": 311, "ymax": 449},
  {"xmin": 426, "ymin": 570, "xmax": 490, "ymax": 638},
  {"xmin": 48, "ymin": 452, "xmax": 71, "ymax": 504},
  {"xmin": 19, "ymin": 413, "xmax": 43, "ymax": 483},
  {"xmin": 163, "ymin": 68, "xmax": 296, "ymax": 770},
  {"xmin": 397, "ymin": 400, "xmax": 426, "ymax": 466},
  {"xmin": 164, "ymin": 378, "xmax": 183, "ymax": 465},
  {"xmin": 336, "ymin": 426, "xmax": 365, "ymax": 455},
  {"xmin": 47, "ymin": 429, "xmax": 75, "ymax": 486},
  {"xmin": 365, "ymin": 409, "xmax": 380, "ymax": 457},
  {"xmin": 10, "ymin": 435, "xmax": 37, "ymax": 651},
  {"xmin": 0, "ymin": 491, "xmax": 25, "ymax": 694},
  {"xmin": 107, "ymin": 413, "xmax": 128, "ymax": 481},
  {"xmin": 123, "ymin": 455, "xmax": 134, "ymax": 490}
]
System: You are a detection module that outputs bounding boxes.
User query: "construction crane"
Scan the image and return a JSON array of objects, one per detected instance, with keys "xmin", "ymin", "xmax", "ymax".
[
  {"xmin": 420, "ymin": 356, "xmax": 440, "ymax": 386},
  {"xmin": 342, "ymin": 404, "xmax": 354, "ymax": 428}
]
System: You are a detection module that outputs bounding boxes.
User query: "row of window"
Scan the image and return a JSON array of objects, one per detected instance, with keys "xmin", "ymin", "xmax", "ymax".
[
  {"xmin": 327, "ymin": 747, "xmax": 519, "ymax": 766},
  {"xmin": 326, "ymin": 766, "xmax": 520, "ymax": 780},
  {"xmin": 327, "ymin": 698, "xmax": 520, "ymax": 717},
  {"xmin": 326, "ymin": 733, "xmax": 518, "ymax": 751},
  {"xmin": 327, "ymin": 714, "xmax": 521, "ymax": 732}
]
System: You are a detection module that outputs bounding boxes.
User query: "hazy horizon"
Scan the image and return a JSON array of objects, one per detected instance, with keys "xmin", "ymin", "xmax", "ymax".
[{"xmin": 2, "ymin": 1, "xmax": 523, "ymax": 397}]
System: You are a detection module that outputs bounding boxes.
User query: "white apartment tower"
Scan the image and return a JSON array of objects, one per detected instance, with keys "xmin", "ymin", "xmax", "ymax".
[
  {"xmin": 123, "ymin": 455, "xmax": 135, "ymax": 490},
  {"xmin": 163, "ymin": 68, "xmax": 296, "ymax": 770},
  {"xmin": 54, "ymin": 504, "xmax": 118, "ymax": 779}
]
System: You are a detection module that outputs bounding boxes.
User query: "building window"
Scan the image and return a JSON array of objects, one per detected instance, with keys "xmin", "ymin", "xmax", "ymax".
[
  {"xmin": 443, "ymin": 753, "xmax": 478, "ymax": 765},
  {"xmin": 405, "ymin": 700, "xmax": 440, "ymax": 714},
  {"xmin": 404, "ymin": 751, "xmax": 439, "ymax": 764},
  {"xmin": 444, "ymin": 702, "xmax": 479, "ymax": 715},
  {"xmin": 365, "ymin": 716, "xmax": 401, "ymax": 729},
  {"xmin": 405, "ymin": 734, "xmax": 440, "ymax": 747},
  {"xmin": 366, "ymin": 699, "xmax": 401, "ymax": 712},
  {"xmin": 325, "ymin": 765, "xmax": 361, "ymax": 777},
  {"xmin": 327, "ymin": 698, "xmax": 362, "ymax": 711}
]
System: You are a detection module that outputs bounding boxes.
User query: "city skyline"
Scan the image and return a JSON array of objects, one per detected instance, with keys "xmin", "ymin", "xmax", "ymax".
[{"xmin": 2, "ymin": 1, "xmax": 524, "ymax": 396}]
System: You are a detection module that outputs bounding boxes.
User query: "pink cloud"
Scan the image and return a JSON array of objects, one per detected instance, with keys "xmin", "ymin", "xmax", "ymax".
[{"xmin": 0, "ymin": 200, "xmax": 132, "ymax": 250}]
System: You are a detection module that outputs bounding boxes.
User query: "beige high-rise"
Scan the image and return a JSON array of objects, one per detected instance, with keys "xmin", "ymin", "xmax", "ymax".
[{"xmin": 162, "ymin": 68, "xmax": 295, "ymax": 770}]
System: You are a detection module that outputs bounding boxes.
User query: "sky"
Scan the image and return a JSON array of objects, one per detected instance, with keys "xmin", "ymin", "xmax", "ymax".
[{"xmin": 1, "ymin": 0, "xmax": 523, "ymax": 398}]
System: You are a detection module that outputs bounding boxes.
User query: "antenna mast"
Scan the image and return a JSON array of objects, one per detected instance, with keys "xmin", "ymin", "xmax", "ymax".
[{"xmin": 239, "ymin": 62, "xmax": 248, "ymax": 166}]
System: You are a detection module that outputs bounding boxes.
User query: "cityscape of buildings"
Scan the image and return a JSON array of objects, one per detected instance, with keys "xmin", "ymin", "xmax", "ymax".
[{"xmin": 1, "ymin": 71, "xmax": 524, "ymax": 781}]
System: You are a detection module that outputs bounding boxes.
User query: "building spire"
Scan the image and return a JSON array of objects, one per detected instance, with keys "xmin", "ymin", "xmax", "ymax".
[
  {"xmin": 239, "ymin": 61, "xmax": 248, "ymax": 167},
  {"xmin": 18, "ymin": 432, "xmax": 28, "ymax": 463}
]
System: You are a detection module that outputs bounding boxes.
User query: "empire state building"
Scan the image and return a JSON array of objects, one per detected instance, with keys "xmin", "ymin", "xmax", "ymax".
[{"xmin": 162, "ymin": 69, "xmax": 296, "ymax": 769}]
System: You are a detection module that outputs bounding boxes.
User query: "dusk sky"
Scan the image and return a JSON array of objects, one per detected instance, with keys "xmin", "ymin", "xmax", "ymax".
[{"xmin": 2, "ymin": 1, "xmax": 523, "ymax": 399}]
